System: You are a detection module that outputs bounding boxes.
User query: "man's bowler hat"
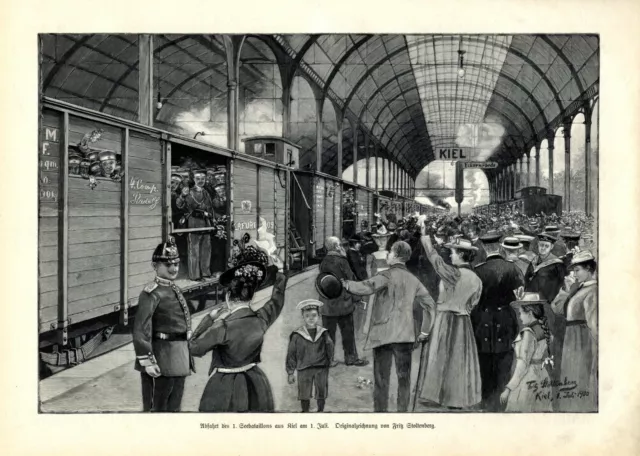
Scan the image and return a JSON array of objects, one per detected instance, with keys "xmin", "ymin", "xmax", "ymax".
[{"xmin": 315, "ymin": 272, "xmax": 343, "ymax": 300}]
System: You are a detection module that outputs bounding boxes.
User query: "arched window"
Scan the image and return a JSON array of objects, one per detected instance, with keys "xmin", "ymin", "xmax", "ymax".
[
  {"xmin": 290, "ymin": 75, "xmax": 318, "ymax": 170},
  {"xmin": 238, "ymin": 37, "xmax": 283, "ymax": 150},
  {"xmin": 569, "ymin": 113, "xmax": 586, "ymax": 211},
  {"xmin": 320, "ymin": 99, "xmax": 338, "ymax": 176}
]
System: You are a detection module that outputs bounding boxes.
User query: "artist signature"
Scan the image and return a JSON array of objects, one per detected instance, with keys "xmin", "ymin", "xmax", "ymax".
[{"xmin": 526, "ymin": 378, "xmax": 591, "ymax": 401}]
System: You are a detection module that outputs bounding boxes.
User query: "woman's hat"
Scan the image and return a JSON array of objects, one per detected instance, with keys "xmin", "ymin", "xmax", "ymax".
[
  {"xmin": 443, "ymin": 237, "xmax": 478, "ymax": 251},
  {"xmin": 501, "ymin": 237, "xmax": 524, "ymax": 250},
  {"xmin": 510, "ymin": 289, "xmax": 547, "ymax": 307},
  {"xmin": 296, "ymin": 299, "xmax": 324, "ymax": 312},
  {"xmin": 569, "ymin": 250, "xmax": 595, "ymax": 268},
  {"xmin": 219, "ymin": 261, "xmax": 267, "ymax": 288},
  {"xmin": 315, "ymin": 272, "xmax": 344, "ymax": 300}
]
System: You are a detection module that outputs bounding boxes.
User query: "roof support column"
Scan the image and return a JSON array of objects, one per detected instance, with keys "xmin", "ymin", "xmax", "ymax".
[
  {"xmin": 563, "ymin": 120, "xmax": 572, "ymax": 212},
  {"xmin": 511, "ymin": 164, "xmax": 517, "ymax": 200},
  {"xmin": 223, "ymin": 36, "xmax": 244, "ymax": 151},
  {"xmin": 374, "ymin": 143, "xmax": 379, "ymax": 191},
  {"xmin": 336, "ymin": 117, "xmax": 344, "ymax": 178},
  {"xmin": 526, "ymin": 151, "xmax": 531, "ymax": 187},
  {"xmin": 584, "ymin": 105, "xmax": 593, "ymax": 215},
  {"xmin": 315, "ymin": 97, "xmax": 323, "ymax": 172},
  {"xmin": 364, "ymin": 135, "xmax": 370, "ymax": 189},
  {"xmin": 351, "ymin": 121, "xmax": 358, "ymax": 184},
  {"xmin": 547, "ymin": 130, "xmax": 555, "ymax": 194},
  {"xmin": 535, "ymin": 144, "xmax": 541, "ymax": 187},
  {"xmin": 138, "ymin": 34, "xmax": 154, "ymax": 126},
  {"xmin": 518, "ymin": 158, "xmax": 523, "ymax": 191},
  {"xmin": 381, "ymin": 157, "xmax": 386, "ymax": 190}
]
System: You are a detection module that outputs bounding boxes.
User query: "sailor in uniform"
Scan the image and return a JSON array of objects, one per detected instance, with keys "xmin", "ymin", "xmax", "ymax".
[{"xmin": 132, "ymin": 238, "xmax": 194, "ymax": 412}]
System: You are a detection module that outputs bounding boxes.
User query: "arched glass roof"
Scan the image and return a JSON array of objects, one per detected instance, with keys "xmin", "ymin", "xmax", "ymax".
[{"xmin": 40, "ymin": 34, "xmax": 598, "ymax": 178}]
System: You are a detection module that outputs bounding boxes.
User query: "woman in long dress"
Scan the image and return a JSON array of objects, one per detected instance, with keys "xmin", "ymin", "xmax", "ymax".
[
  {"xmin": 189, "ymin": 246, "xmax": 288, "ymax": 412},
  {"xmin": 551, "ymin": 250, "xmax": 598, "ymax": 412},
  {"xmin": 418, "ymin": 233, "xmax": 483, "ymax": 409},
  {"xmin": 500, "ymin": 292, "xmax": 553, "ymax": 412}
]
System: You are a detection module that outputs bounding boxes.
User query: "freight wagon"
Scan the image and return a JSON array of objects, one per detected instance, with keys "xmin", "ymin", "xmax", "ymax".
[{"xmin": 38, "ymin": 99, "xmax": 293, "ymax": 367}]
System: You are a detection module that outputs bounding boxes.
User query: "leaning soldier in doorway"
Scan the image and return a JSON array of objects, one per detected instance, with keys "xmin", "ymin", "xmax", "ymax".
[
  {"xmin": 206, "ymin": 167, "xmax": 228, "ymax": 276},
  {"xmin": 471, "ymin": 232, "xmax": 525, "ymax": 412},
  {"xmin": 524, "ymin": 231, "xmax": 566, "ymax": 409},
  {"xmin": 176, "ymin": 169, "xmax": 215, "ymax": 281},
  {"xmin": 170, "ymin": 173, "xmax": 184, "ymax": 227},
  {"xmin": 132, "ymin": 238, "xmax": 194, "ymax": 412}
]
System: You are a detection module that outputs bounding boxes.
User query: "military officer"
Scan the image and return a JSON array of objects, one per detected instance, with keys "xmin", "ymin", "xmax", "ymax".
[
  {"xmin": 471, "ymin": 232, "xmax": 525, "ymax": 412},
  {"xmin": 176, "ymin": 169, "xmax": 215, "ymax": 281},
  {"xmin": 133, "ymin": 238, "xmax": 194, "ymax": 412}
]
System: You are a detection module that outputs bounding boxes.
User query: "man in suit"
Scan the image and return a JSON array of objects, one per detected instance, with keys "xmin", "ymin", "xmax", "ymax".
[
  {"xmin": 133, "ymin": 238, "xmax": 194, "ymax": 412},
  {"xmin": 318, "ymin": 237, "xmax": 369, "ymax": 367},
  {"xmin": 471, "ymin": 232, "xmax": 525, "ymax": 412},
  {"xmin": 343, "ymin": 241, "xmax": 436, "ymax": 412}
]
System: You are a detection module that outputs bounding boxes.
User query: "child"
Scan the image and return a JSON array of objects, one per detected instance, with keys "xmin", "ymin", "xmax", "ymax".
[{"xmin": 286, "ymin": 300, "xmax": 335, "ymax": 412}]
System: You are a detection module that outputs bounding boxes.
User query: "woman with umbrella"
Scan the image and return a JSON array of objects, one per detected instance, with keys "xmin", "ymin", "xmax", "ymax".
[{"xmin": 188, "ymin": 245, "xmax": 288, "ymax": 412}]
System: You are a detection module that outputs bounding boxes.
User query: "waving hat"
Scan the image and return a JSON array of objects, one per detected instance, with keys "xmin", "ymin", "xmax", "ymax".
[
  {"xmin": 315, "ymin": 272, "xmax": 343, "ymax": 300},
  {"xmin": 219, "ymin": 261, "xmax": 266, "ymax": 288},
  {"xmin": 443, "ymin": 237, "xmax": 478, "ymax": 251}
]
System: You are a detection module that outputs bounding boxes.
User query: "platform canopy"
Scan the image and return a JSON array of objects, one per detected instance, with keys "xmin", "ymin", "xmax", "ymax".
[{"xmin": 40, "ymin": 34, "xmax": 598, "ymax": 178}]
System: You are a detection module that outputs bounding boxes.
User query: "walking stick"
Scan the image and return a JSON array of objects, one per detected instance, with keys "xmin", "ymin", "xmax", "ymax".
[{"xmin": 412, "ymin": 339, "xmax": 430, "ymax": 412}]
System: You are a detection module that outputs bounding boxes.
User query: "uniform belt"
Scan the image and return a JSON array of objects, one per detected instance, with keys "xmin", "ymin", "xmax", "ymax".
[
  {"xmin": 210, "ymin": 363, "xmax": 257, "ymax": 377},
  {"xmin": 566, "ymin": 320, "xmax": 587, "ymax": 327},
  {"xmin": 153, "ymin": 332, "xmax": 188, "ymax": 341}
]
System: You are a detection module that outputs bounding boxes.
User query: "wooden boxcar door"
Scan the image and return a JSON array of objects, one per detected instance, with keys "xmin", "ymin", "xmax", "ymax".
[
  {"xmin": 65, "ymin": 115, "xmax": 124, "ymax": 331},
  {"xmin": 126, "ymin": 131, "xmax": 164, "ymax": 313}
]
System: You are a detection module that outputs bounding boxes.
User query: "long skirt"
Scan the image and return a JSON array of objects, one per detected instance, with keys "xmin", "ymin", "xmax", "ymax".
[
  {"xmin": 199, "ymin": 366, "xmax": 274, "ymax": 412},
  {"xmin": 419, "ymin": 312, "xmax": 482, "ymax": 408},
  {"xmin": 505, "ymin": 363, "xmax": 553, "ymax": 412},
  {"xmin": 558, "ymin": 323, "xmax": 597, "ymax": 412}
]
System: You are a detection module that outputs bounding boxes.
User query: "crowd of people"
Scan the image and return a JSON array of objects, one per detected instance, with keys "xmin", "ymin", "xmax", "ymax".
[{"xmin": 131, "ymin": 206, "xmax": 597, "ymax": 414}]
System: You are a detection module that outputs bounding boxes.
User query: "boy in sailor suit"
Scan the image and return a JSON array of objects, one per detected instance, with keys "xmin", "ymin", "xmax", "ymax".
[{"xmin": 286, "ymin": 300, "xmax": 335, "ymax": 412}]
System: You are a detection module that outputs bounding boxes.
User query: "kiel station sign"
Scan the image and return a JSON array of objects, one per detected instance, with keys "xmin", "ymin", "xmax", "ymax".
[{"xmin": 436, "ymin": 147, "xmax": 472, "ymax": 160}]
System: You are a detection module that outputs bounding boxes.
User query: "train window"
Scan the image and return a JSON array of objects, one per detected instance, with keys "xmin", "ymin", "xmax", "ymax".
[
  {"xmin": 265, "ymin": 142, "xmax": 276, "ymax": 157},
  {"xmin": 253, "ymin": 143, "xmax": 264, "ymax": 155},
  {"xmin": 170, "ymin": 142, "xmax": 229, "ymax": 282}
]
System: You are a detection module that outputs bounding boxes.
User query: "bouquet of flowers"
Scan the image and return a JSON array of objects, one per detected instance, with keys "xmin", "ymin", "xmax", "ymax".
[{"xmin": 211, "ymin": 215, "xmax": 229, "ymax": 240}]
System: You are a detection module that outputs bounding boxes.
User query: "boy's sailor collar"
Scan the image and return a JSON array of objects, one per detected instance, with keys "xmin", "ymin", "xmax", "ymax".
[{"xmin": 294, "ymin": 325, "xmax": 327, "ymax": 342}]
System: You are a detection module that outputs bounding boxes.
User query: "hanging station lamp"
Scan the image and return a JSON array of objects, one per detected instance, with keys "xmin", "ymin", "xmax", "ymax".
[{"xmin": 457, "ymin": 38, "xmax": 466, "ymax": 78}]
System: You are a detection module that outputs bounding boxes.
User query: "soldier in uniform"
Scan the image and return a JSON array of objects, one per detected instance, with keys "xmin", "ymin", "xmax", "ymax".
[
  {"xmin": 176, "ymin": 169, "xmax": 215, "ymax": 281},
  {"xmin": 471, "ymin": 232, "xmax": 525, "ymax": 411},
  {"xmin": 132, "ymin": 238, "xmax": 193, "ymax": 412},
  {"xmin": 170, "ymin": 172, "xmax": 184, "ymax": 227}
]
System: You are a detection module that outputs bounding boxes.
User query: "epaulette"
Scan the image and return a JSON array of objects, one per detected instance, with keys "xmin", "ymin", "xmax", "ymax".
[
  {"xmin": 506, "ymin": 259, "xmax": 514, "ymax": 263},
  {"xmin": 475, "ymin": 262, "xmax": 487, "ymax": 268},
  {"xmin": 144, "ymin": 282, "xmax": 159, "ymax": 294}
]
